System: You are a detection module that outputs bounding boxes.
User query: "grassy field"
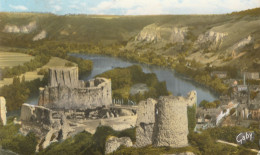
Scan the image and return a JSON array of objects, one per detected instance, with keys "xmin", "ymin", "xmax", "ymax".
[
  {"xmin": 0, "ymin": 57, "xmax": 75, "ymax": 87},
  {"xmin": 0, "ymin": 52, "xmax": 34, "ymax": 69}
]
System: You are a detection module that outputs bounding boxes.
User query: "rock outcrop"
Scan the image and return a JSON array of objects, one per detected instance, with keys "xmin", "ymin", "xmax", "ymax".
[
  {"xmin": 135, "ymin": 91, "xmax": 195, "ymax": 148},
  {"xmin": 33, "ymin": 30, "xmax": 47, "ymax": 41},
  {"xmin": 195, "ymin": 31, "xmax": 228, "ymax": 51},
  {"xmin": 0, "ymin": 97, "xmax": 7, "ymax": 126},
  {"xmin": 3, "ymin": 21, "xmax": 36, "ymax": 33},
  {"xmin": 135, "ymin": 24, "xmax": 188, "ymax": 43},
  {"xmin": 229, "ymin": 35, "xmax": 253, "ymax": 57},
  {"xmin": 105, "ymin": 136, "xmax": 133, "ymax": 154},
  {"xmin": 38, "ymin": 67, "xmax": 112, "ymax": 110}
]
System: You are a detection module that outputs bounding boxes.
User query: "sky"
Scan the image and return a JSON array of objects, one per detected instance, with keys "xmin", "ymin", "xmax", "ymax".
[{"xmin": 0, "ymin": 0, "xmax": 259, "ymax": 15}]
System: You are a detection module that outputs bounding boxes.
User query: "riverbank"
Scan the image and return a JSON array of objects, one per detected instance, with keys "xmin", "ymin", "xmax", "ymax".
[
  {"xmin": 71, "ymin": 45, "xmax": 228, "ymax": 97},
  {"xmin": 69, "ymin": 53, "xmax": 217, "ymax": 104}
]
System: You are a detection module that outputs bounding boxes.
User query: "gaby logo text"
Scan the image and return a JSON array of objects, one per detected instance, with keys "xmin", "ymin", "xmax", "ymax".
[{"xmin": 236, "ymin": 132, "xmax": 254, "ymax": 145}]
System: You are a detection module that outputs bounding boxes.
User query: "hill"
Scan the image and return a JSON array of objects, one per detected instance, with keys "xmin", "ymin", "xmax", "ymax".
[{"xmin": 0, "ymin": 8, "xmax": 260, "ymax": 70}]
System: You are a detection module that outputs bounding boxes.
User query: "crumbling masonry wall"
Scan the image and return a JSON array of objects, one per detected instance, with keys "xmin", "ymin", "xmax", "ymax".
[
  {"xmin": 20, "ymin": 103, "xmax": 72, "ymax": 149},
  {"xmin": 135, "ymin": 98, "xmax": 157, "ymax": 147},
  {"xmin": 0, "ymin": 97, "xmax": 7, "ymax": 126},
  {"xmin": 38, "ymin": 67, "xmax": 112, "ymax": 110}
]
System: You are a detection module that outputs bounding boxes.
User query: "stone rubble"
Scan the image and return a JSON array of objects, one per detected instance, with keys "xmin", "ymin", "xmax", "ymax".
[{"xmin": 105, "ymin": 136, "xmax": 133, "ymax": 154}]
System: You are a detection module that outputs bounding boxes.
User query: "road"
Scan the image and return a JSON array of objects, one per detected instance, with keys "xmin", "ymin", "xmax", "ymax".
[{"xmin": 217, "ymin": 140, "xmax": 259, "ymax": 154}]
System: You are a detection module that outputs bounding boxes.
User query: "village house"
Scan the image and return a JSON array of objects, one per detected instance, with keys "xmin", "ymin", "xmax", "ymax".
[
  {"xmin": 249, "ymin": 105, "xmax": 260, "ymax": 120},
  {"xmin": 243, "ymin": 72, "xmax": 259, "ymax": 80},
  {"xmin": 196, "ymin": 102, "xmax": 237, "ymax": 129},
  {"xmin": 236, "ymin": 104, "xmax": 249, "ymax": 119},
  {"xmin": 210, "ymin": 71, "xmax": 227, "ymax": 79},
  {"xmin": 236, "ymin": 85, "xmax": 248, "ymax": 92}
]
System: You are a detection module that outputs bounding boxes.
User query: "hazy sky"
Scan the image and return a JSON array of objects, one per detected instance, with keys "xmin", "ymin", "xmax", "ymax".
[{"xmin": 0, "ymin": 0, "xmax": 259, "ymax": 15}]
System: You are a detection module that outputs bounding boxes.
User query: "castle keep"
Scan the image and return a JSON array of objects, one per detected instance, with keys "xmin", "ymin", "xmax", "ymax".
[{"xmin": 38, "ymin": 67, "xmax": 112, "ymax": 110}]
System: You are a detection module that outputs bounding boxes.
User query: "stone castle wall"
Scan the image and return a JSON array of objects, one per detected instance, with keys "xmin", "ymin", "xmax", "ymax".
[
  {"xmin": 38, "ymin": 67, "xmax": 112, "ymax": 110},
  {"xmin": 0, "ymin": 97, "xmax": 7, "ymax": 126},
  {"xmin": 20, "ymin": 103, "xmax": 71, "ymax": 149},
  {"xmin": 21, "ymin": 104, "xmax": 56, "ymax": 128},
  {"xmin": 135, "ymin": 98, "xmax": 157, "ymax": 147}
]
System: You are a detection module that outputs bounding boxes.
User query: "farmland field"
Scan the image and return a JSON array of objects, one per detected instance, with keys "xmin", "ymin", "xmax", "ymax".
[
  {"xmin": 0, "ymin": 56, "xmax": 75, "ymax": 87},
  {"xmin": 0, "ymin": 52, "xmax": 34, "ymax": 69}
]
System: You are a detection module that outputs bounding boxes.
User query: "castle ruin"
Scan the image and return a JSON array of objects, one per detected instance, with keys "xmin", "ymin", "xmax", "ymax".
[
  {"xmin": 0, "ymin": 97, "xmax": 7, "ymax": 126},
  {"xmin": 38, "ymin": 67, "xmax": 112, "ymax": 110},
  {"xmin": 135, "ymin": 91, "xmax": 196, "ymax": 148},
  {"xmin": 20, "ymin": 66, "xmax": 113, "ymax": 148},
  {"xmin": 20, "ymin": 103, "xmax": 72, "ymax": 149}
]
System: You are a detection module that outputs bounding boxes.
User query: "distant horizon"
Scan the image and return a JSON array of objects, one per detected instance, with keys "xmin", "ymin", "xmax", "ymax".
[
  {"xmin": 1, "ymin": 0, "xmax": 260, "ymax": 15},
  {"xmin": 0, "ymin": 7, "xmax": 259, "ymax": 16}
]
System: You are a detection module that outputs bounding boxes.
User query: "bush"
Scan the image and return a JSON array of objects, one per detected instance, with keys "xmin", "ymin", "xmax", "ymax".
[{"xmin": 0, "ymin": 123, "xmax": 38, "ymax": 155}]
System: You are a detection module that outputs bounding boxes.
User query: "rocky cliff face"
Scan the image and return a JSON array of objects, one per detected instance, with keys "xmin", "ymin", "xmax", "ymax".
[
  {"xmin": 0, "ymin": 97, "xmax": 7, "ymax": 126},
  {"xmin": 135, "ymin": 24, "xmax": 188, "ymax": 43},
  {"xmin": 228, "ymin": 35, "xmax": 253, "ymax": 57},
  {"xmin": 194, "ymin": 30, "xmax": 228, "ymax": 51},
  {"xmin": 3, "ymin": 21, "xmax": 36, "ymax": 33},
  {"xmin": 33, "ymin": 30, "xmax": 47, "ymax": 41}
]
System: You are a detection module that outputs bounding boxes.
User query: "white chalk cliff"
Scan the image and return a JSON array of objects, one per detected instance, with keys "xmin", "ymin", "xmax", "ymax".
[
  {"xmin": 3, "ymin": 21, "xmax": 37, "ymax": 33},
  {"xmin": 135, "ymin": 24, "xmax": 188, "ymax": 43},
  {"xmin": 195, "ymin": 30, "xmax": 228, "ymax": 51}
]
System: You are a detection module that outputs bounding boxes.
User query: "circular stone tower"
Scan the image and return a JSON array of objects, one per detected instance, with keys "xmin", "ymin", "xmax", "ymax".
[{"xmin": 154, "ymin": 95, "xmax": 188, "ymax": 148}]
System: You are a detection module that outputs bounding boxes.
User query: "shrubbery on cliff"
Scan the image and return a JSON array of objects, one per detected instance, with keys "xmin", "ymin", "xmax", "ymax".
[
  {"xmin": 0, "ymin": 118, "xmax": 38, "ymax": 155},
  {"xmin": 38, "ymin": 126, "xmax": 136, "ymax": 155}
]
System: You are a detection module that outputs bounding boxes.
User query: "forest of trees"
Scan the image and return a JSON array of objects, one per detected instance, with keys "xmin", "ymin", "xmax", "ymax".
[
  {"xmin": 1, "ymin": 54, "xmax": 50, "ymax": 78},
  {"xmin": 0, "ymin": 75, "xmax": 48, "ymax": 111},
  {"xmin": 0, "ymin": 118, "xmax": 38, "ymax": 155},
  {"xmin": 97, "ymin": 65, "xmax": 169, "ymax": 104},
  {"xmin": 199, "ymin": 100, "xmax": 221, "ymax": 109}
]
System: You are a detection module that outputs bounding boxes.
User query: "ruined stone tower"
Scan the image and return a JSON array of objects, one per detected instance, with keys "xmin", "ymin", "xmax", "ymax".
[
  {"xmin": 48, "ymin": 67, "xmax": 79, "ymax": 88},
  {"xmin": 38, "ymin": 67, "xmax": 112, "ymax": 110},
  {"xmin": 153, "ymin": 95, "xmax": 189, "ymax": 147},
  {"xmin": 0, "ymin": 96, "xmax": 7, "ymax": 126},
  {"xmin": 135, "ymin": 98, "xmax": 157, "ymax": 147},
  {"xmin": 135, "ymin": 91, "xmax": 195, "ymax": 148}
]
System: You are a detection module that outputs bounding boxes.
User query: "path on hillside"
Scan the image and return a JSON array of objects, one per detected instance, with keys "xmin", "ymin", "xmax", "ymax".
[{"xmin": 217, "ymin": 140, "xmax": 259, "ymax": 153}]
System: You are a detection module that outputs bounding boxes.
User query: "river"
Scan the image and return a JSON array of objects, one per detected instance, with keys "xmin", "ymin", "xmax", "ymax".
[{"xmin": 27, "ymin": 53, "xmax": 217, "ymax": 105}]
